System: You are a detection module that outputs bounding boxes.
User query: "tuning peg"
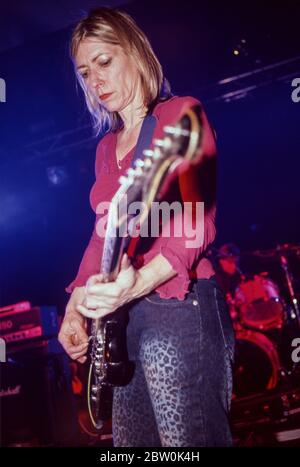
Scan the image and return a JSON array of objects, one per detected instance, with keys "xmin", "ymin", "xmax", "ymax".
[
  {"xmin": 163, "ymin": 125, "xmax": 190, "ymax": 137},
  {"xmin": 143, "ymin": 149, "xmax": 154, "ymax": 158},
  {"xmin": 144, "ymin": 158, "xmax": 153, "ymax": 168},
  {"xmin": 133, "ymin": 161, "xmax": 144, "ymax": 175},
  {"xmin": 142, "ymin": 149, "xmax": 155, "ymax": 167},
  {"xmin": 154, "ymin": 138, "xmax": 170, "ymax": 148},
  {"xmin": 152, "ymin": 148, "xmax": 161, "ymax": 159},
  {"xmin": 134, "ymin": 166, "xmax": 143, "ymax": 176},
  {"xmin": 92, "ymin": 385, "xmax": 98, "ymax": 394},
  {"xmin": 127, "ymin": 168, "xmax": 136, "ymax": 177},
  {"xmin": 118, "ymin": 175, "xmax": 131, "ymax": 186},
  {"xmin": 134, "ymin": 159, "xmax": 144, "ymax": 168}
]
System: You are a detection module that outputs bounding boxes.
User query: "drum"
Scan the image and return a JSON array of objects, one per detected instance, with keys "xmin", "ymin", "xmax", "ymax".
[
  {"xmin": 233, "ymin": 329, "xmax": 280, "ymax": 398},
  {"xmin": 234, "ymin": 275, "xmax": 284, "ymax": 330}
]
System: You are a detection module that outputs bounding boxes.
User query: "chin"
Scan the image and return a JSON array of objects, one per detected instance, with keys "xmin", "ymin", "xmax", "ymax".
[{"xmin": 102, "ymin": 102, "xmax": 119, "ymax": 113}]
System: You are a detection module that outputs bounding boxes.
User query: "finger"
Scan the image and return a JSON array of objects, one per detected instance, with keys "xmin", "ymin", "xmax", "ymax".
[
  {"xmin": 76, "ymin": 304, "xmax": 111, "ymax": 320},
  {"xmin": 86, "ymin": 282, "xmax": 120, "ymax": 297},
  {"xmin": 86, "ymin": 274, "xmax": 104, "ymax": 289},
  {"xmin": 120, "ymin": 253, "xmax": 131, "ymax": 270},
  {"xmin": 116, "ymin": 264, "xmax": 136, "ymax": 289},
  {"xmin": 70, "ymin": 319, "xmax": 89, "ymax": 344},
  {"xmin": 70, "ymin": 346, "xmax": 89, "ymax": 360},
  {"xmin": 65, "ymin": 341, "xmax": 89, "ymax": 355},
  {"xmin": 70, "ymin": 352, "xmax": 88, "ymax": 362},
  {"xmin": 68, "ymin": 340, "xmax": 89, "ymax": 355},
  {"xmin": 78, "ymin": 356, "xmax": 87, "ymax": 364},
  {"xmin": 82, "ymin": 296, "xmax": 98, "ymax": 310},
  {"xmin": 70, "ymin": 332, "xmax": 80, "ymax": 346},
  {"xmin": 76, "ymin": 304, "xmax": 102, "ymax": 319},
  {"xmin": 84, "ymin": 294, "xmax": 116, "ymax": 309}
]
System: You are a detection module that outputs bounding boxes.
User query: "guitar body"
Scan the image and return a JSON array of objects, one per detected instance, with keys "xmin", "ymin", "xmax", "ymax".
[
  {"xmin": 87, "ymin": 308, "xmax": 134, "ymax": 429},
  {"xmin": 100, "ymin": 310, "xmax": 134, "ymax": 387}
]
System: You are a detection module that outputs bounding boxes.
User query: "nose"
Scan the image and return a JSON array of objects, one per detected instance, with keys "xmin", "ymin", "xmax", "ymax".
[{"xmin": 89, "ymin": 68, "xmax": 105, "ymax": 91}]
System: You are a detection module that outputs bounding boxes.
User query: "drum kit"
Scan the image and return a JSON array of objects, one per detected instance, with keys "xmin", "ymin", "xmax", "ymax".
[{"xmin": 220, "ymin": 243, "xmax": 300, "ymax": 400}]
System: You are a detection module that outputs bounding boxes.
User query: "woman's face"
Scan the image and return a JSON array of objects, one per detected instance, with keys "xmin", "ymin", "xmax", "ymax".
[{"xmin": 75, "ymin": 38, "xmax": 143, "ymax": 113}]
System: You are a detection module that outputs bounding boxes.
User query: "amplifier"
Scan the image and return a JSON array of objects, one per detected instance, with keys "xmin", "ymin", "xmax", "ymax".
[
  {"xmin": 0, "ymin": 338, "xmax": 78, "ymax": 446},
  {"xmin": 0, "ymin": 303, "xmax": 59, "ymax": 345}
]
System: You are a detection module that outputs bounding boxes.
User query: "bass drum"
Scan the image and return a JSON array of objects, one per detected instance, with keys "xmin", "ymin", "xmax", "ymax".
[{"xmin": 233, "ymin": 329, "xmax": 280, "ymax": 398}]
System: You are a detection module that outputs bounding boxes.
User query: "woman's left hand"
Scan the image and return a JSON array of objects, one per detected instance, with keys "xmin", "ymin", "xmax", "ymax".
[{"xmin": 76, "ymin": 254, "xmax": 138, "ymax": 319}]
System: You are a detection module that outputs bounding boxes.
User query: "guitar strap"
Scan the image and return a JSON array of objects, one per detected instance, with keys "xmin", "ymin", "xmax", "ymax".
[
  {"xmin": 130, "ymin": 113, "xmax": 157, "ymax": 168},
  {"xmin": 126, "ymin": 113, "xmax": 157, "ymax": 261},
  {"xmin": 130, "ymin": 91, "xmax": 174, "ymax": 165}
]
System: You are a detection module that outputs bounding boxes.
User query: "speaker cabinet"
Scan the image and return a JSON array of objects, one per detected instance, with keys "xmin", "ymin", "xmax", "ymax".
[{"xmin": 0, "ymin": 338, "xmax": 78, "ymax": 446}]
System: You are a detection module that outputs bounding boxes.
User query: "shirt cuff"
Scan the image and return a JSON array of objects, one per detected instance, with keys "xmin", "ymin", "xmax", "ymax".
[
  {"xmin": 144, "ymin": 245, "xmax": 191, "ymax": 300},
  {"xmin": 65, "ymin": 276, "xmax": 88, "ymax": 294}
]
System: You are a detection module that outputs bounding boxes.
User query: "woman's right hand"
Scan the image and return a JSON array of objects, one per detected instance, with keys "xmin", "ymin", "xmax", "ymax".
[{"xmin": 58, "ymin": 286, "xmax": 89, "ymax": 363}]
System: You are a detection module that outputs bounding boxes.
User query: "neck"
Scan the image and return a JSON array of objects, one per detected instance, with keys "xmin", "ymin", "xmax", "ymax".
[
  {"xmin": 120, "ymin": 108, "xmax": 147, "ymax": 133},
  {"xmin": 118, "ymin": 90, "xmax": 147, "ymax": 132}
]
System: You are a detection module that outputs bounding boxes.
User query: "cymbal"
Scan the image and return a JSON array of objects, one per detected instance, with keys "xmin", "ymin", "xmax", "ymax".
[{"xmin": 251, "ymin": 243, "xmax": 300, "ymax": 258}]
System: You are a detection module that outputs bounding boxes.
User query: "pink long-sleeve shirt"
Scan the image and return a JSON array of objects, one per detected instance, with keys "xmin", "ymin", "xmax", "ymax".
[{"xmin": 66, "ymin": 96, "xmax": 217, "ymax": 299}]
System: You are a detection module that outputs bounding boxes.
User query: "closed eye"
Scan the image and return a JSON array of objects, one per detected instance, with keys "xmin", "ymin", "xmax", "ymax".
[
  {"xmin": 98, "ymin": 58, "xmax": 112, "ymax": 67},
  {"xmin": 78, "ymin": 58, "xmax": 111, "ymax": 80}
]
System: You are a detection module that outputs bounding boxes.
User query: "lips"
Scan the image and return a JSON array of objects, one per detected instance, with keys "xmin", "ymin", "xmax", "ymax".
[{"xmin": 99, "ymin": 92, "xmax": 113, "ymax": 101}]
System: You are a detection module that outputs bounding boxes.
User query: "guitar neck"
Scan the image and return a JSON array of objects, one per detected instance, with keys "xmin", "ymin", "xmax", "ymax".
[{"xmin": 100, "ymin": 234, "xmax": 130, "ymax": 282}]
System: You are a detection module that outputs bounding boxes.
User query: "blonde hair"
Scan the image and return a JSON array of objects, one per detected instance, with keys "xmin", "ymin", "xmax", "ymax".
[{"xmin": 70, "ymin": 7, "xmax": 168, "ymax": 135}]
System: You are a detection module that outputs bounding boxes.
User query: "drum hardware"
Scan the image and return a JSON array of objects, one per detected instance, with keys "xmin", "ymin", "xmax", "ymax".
[
  {"xmin": 250, "ymin": 243, "xmax": 300, "ymax": 328},
  {"xmin": 251, "ymin": 243, "xmax": 300, "ymax": 259},
  {"xmin": 214, "ymin": 242, "xmax": 300, "ymax": 401},
  {"xmin": 230, "ymin": 242, "xmax": 300, "ymax": 333},
  {"xmin": 277, "ymin": 245, "xmax": 300, "ymax": 328},
  {"xmin": 231, "ymin": 385, "xmax": 300, "ymax": 446},
  {"xmin": 219, "ymin": 242, "xmax": 300, "ymax": 401}
]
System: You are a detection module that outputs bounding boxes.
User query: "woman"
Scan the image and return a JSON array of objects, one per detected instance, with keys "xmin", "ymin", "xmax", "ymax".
[{"xmin": 58, "ymin": 7, "xmax": 234, "ymax": 447}]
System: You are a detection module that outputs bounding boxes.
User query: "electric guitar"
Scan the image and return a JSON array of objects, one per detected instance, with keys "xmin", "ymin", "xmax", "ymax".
[{"xmin": 87, "ymin": 103, "xmax": 204, "ymax": 429}]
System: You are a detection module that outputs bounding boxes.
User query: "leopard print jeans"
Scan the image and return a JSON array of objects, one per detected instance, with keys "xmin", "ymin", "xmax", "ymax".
[{"xmin": 112, "ymin": 277, "xmax": 235, "ymax": 447}]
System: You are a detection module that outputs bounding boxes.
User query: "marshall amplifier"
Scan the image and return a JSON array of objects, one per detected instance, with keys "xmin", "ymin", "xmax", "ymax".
[
  {"xmin": 0, "ymin": 338, "xmax": 78, "ymax": 446},
  {"xmin": 0, "ymin": 302, "xmax": 59, "ymax": 346}
]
